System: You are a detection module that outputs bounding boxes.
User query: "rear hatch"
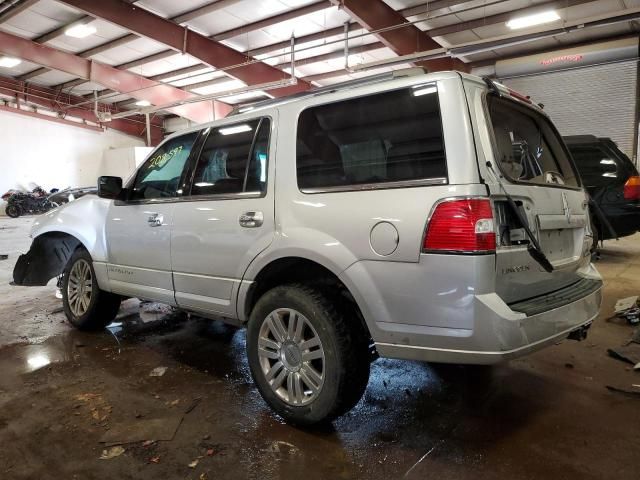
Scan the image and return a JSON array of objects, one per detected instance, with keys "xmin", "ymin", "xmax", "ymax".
[{"xmin": 484, "ymin": 91, "xmax": 592, "ymax": 305}]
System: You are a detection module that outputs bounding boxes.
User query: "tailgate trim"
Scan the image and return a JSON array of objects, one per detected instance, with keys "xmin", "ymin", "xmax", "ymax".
[
  {"xmin": 537, "ymin": 213, "xmax": 586, "ymax": 230},
  {"xmin": 508, "ymin": 277, "xmax": 602, "ymax": 316}
]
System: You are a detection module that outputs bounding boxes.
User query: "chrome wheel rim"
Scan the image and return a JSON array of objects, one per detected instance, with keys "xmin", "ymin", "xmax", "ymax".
[
  {"xmin": 258, "ymin": 308, "xmax": 325, "ymax": 406},
  {"xmin": 67, "ymin": 259, "xmax": 93, "ymax": 317}
]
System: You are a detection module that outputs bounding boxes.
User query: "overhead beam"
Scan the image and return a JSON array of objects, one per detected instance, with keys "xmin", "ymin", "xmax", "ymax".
[
  {"xmin": 333, "ymin": 0, "xmax": 466, "ymax": 71},
  {"xmin": 23, "ymin": 0, "xmax": 478, "ymax": 85},
  {"xmin": 16, "ymin": 0, "xmax": 237, "ymax": 81},
  {"xmin": 105, "ymin": 0, "xmax": 474, "ymax": 90},
  {"xmin": 0, "ymin": 0, "xmax": 38, "ymax": 23},
  {"xmin": 57, "ymin": 0, "xmax": 311, "ymax": 97},
  {"xmin": 48, "ymin": 0, "xmax": 478, "ymax": 96},
  {"xmin": 0, "ymin": 30, "xmax": 216, "ymax": 122},
  {"xmin": 0, "ymin": 75, "xmax": 163, "ymax": 143},
  {"xmin": 114, "ymin": 41, "xmax": 387, "ymax": 108}
]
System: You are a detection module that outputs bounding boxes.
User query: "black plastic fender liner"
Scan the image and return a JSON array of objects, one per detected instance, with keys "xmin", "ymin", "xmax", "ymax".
[{"xmin": 13, "ymin": 233, "xmax": 81, "ymax": 286}]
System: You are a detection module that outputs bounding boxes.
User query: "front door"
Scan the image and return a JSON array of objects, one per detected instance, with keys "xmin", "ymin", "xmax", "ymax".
[
  {"xmin": 105, "ymin": 131, "xmax": 200, "ymax": 304},
  {"xmin": 171, "ymin": 117, "xmax": 275, "ymax": 317}
]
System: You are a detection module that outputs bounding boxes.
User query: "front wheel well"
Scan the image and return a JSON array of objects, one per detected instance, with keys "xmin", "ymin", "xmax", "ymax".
[
  {"xmin": 244, "ymin": 257, "xmax": 372, "ymax": 340},
  {"xmin": 13, "ymin": 232, "xmax": 84, "ymax": 286}
]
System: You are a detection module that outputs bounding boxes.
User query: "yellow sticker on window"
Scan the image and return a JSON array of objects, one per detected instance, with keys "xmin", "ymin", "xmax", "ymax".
[{"xmin": 149, "ymin": 145, "xmax": 184, "ymax": 169}]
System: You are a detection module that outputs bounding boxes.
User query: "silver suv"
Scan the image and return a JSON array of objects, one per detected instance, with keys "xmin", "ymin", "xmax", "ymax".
[{"xmin": 13, "ymin": 70, "xmax": 602, "ymax": 425}]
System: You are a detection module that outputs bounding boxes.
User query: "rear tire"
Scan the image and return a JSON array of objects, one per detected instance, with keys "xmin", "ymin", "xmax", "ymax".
[
  {"xmin": 62, "ymin": 249, "xmax": 121, "ymax": 331},
  {"xmin": 246, "ymin": 284, "xmax": 370, "ymax": 426},
  {"xmin": 5, "ymin": 204, "xmax": 20, "ymax": 218}
]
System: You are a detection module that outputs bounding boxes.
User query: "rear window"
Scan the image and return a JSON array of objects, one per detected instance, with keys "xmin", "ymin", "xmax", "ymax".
[
  {"xmin": 567, "ymin": 145, "xmax": 622, "ymax": 187},
  {"xmin": 489, "ymin": 96, "xmax": 579, "ymax": 188},
  {"xmin": 296, "ymin": 85, "xmax": 447, "ymax": 191}
]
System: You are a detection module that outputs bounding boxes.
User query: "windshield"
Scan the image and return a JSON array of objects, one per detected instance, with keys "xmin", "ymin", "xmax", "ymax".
[{"xmin": 488, "ymin": 96, "xmax": 579, "ymax": 188}]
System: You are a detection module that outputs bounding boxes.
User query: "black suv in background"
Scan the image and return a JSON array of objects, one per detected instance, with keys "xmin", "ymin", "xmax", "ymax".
[{"xmin": 564, "ymin": 135, "xmax": 640, "ymax": 246}]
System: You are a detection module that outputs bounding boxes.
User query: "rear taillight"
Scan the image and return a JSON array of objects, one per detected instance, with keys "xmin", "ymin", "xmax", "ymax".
[
  {"xmin": 624, "ymin": 176, "xmax": 640, "ymax": 200},
  {"xmin": 423, "ymin": 198, "xmax": 496, "ymax": 253}
]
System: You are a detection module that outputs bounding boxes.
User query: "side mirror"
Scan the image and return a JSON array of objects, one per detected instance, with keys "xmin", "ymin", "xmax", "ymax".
[{"xmin": 97, "ymin": 176, "xmax": 123, "ymax": 199}]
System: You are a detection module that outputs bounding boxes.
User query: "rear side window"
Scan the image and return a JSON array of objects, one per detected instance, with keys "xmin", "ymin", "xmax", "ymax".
[
  {"xmin": 568, "ymin": 146, "xmax": 620, "ymax": 187},
  {"xmin": 296, "ymin": 85, "xmax": 447, "ymax": 191},
  {"xmin": 489, "ymin": 96, "xmax": 579, "ymax": 188},
  {"xmin": 190, "ymin": 118, "xmax": 270, "ymax": 196}
]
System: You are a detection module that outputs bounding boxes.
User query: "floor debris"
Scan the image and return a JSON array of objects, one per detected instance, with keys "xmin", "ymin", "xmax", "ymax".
[
  {"xmin": 188, "ymin": 459, "xmax": 199, "ymax": 468},
  {"xmin": 613, "ymin": 296, "xmax": 640, "ymax": 325},
  {"xmin": 0, "ymin": 254, "xmax": 8, "ymax": 260},
  {"xmin": 149, "ymin": 366, "xmax": 167, "ymax": 377},
  {"xmin": 184, "ymin": 397, "xmax": 202, "ymax": 414},
  {"xmin": 608, "ymin": 344, "xmax": 640, "ymax": 366},
  {"xmin": 606, "ymin": 385, "xmax": 640, "ymax": 397},
  {"xmin": 99, "ymin": 417, "xmax": 183, "ymax": 446},
  {"xmin": 99, "ymin": 446, "xmax": 125, "ymax": 460},
  {"xmin": 100, "ymin": 416, "xmax": 182, "ymax": 445}
]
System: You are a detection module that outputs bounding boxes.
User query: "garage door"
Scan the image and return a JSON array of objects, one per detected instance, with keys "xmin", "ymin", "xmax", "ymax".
[{"xmin": 501, "ymin": 60, "xmax": 638, "ymax": 161}]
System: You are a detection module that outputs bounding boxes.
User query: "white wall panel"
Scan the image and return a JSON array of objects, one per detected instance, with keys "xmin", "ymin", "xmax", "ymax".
[{"xmin": 0, "ymin": 109, "xmax": 144, "ymax": 215}]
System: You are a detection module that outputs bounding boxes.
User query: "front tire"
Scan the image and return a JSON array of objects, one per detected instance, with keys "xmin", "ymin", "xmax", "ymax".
[
  {"xmin": 246, "ymin": 284, "xmax": 370, "ymax": 426},
  {"xmin": 62, "ymin": 249, "xmax": 121, "ymax": 330},
  {"xmin": 5, "ymin": 204, "xmax": 20, "ymax": 218}
]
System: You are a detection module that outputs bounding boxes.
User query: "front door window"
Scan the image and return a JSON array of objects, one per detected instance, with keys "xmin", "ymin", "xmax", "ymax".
[{"xmin": 130, "ymin": 132, "xmax": 199, "ymax": 200}]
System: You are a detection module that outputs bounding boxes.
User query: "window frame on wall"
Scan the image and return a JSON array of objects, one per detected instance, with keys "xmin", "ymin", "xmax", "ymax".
[
  {"xmin": 183, "ymin": 116, "xmax": 272, "ymax": 201},
  {"xmin": 295, "ymin": 84, "xmax": 449, "ymax": 194}
]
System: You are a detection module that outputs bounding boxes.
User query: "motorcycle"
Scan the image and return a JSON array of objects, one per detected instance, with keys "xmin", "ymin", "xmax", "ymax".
[{"xmin": 3, "ymin": 187, "xmax": 59, "ymax": 218}]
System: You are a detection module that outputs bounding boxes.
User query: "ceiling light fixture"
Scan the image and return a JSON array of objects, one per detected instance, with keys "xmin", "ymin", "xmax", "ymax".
[
  {"xmin": 135, "ymin": 100, "xmax": 152, "ymax": 107},
  {"xmin": 0, "ymin": 56, "xmax": 22, "ymax": 68},
  {"xmin": 65, "ymin": 23, "xmax": 97, "ymax": 38},
  {"xmin": 506, "ymin": 10, "xmax": 561, "ymax": 30}
]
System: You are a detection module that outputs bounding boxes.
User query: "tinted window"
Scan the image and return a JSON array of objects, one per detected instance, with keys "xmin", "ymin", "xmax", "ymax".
[
  {"xmin": 130, "ymin": 132, "xmax": 198, "ymax": 200},
  {"xmin": 296, "ymin": 85, "xmax": 447, "ymax": 190},
  {"xmin": 568, "ymin": 146, "xmax": 621, "ymax": 187},
  {"xmin": 191, "ymin": 119, "xmax": 270, "ymax": 196},
  {"xmin": 489, "ymin": 97, "xmax": 578, "ymax": 187}
]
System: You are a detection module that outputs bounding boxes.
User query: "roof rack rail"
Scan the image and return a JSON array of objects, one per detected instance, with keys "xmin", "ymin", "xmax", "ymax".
[{"xmin": 228, "ymin": 67, "xmax": 427, "ymax": 116}]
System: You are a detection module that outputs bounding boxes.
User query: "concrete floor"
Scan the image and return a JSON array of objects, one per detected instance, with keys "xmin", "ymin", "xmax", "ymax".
[{"xmin": 0, "ymin": 216, "xmax": 639, "ymax": 479}]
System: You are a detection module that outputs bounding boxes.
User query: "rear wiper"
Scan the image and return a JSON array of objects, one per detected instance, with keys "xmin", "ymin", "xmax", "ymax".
[{"xmin": 486, "ymin": 161, "xmax": 554, "ymax": 273}]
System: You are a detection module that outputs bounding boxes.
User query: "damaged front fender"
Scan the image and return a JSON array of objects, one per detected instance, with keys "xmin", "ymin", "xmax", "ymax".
[{"xmin": 13, "ymin": 233, "xmax": 81, "ymax": 286}]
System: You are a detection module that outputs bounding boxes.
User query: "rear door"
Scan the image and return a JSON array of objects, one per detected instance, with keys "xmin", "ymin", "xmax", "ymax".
[
  {"xmin": 170, "ymin": 117, "xmax": 276, "ymax": 317},
  {"xmin": 484, "ymin": 95, "xmax": 591, "ymax": 304}
]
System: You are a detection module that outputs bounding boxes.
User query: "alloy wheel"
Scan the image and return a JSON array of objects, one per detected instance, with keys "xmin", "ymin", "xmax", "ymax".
[
  {"xmin": 67, "ymin": 259, "xmax": 93, "ymax": 317},
  {"xmin": 257, "ymin": 308, "xmax": 325, "ymax": 406}
]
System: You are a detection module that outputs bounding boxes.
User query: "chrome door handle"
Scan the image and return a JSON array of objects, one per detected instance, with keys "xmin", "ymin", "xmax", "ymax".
[
  {"xmin": 239, "ymin": 211, "xmax": 263, "ymax": 228},
  {"xmin": 147, "ymin": 213, "xmax": 163, "ymax": 227}
]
